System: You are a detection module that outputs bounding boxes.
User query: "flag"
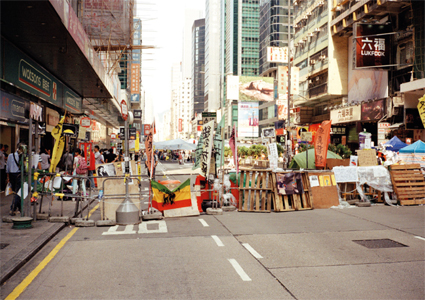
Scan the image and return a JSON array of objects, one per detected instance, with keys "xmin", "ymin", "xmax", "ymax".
[
  {"xmin": 151, "ymin": 120, "xmax": 156, "ymax": 134},
  {"xmin": 151, "ymin": 179, "xmax": 192, "ymax": 212},
  {"xmin": 145, "ymin": 127, "xmax": 153, "ymax": 174},
  {"xmin": 229, "ymin": 124, "xmax": 239, "ymax": 174},
  {"xmin": 314, "ymin": 120, "xmax": 332, "ymax": 168},
  {"xmin": 49, "ymin": 114, "xmax": 66, "ymax": 172}
]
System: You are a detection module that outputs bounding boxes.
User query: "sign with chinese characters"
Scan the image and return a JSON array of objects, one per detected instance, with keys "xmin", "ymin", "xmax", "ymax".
[
  {"xmin": 378, "ymin": 122, "xmax": 390, "ymax": 144},
  {"xmin": 80, "ymin": 117, "xmax": 91, "ymax": 128},
  {"xmin": 30, "ymin": 102, "xmax": 43, "ymax": 121},
  {"xmin": 133, "ymin": 110, "xmax": 142, "ymax": 120},
  {"xmin": 121, "ymin": 99, "xmax": 128, "ymax": 121},
  {"xmin": 130, "ymin": 64, "xmax": 140, "ymax": 94},
  {"xmin": 417, "ymin": 95, "xmax": 425, "ymax": 128},
  {"xmin": 331, "ymin": 127, "xmax": 346, "ymax": 135},
  {"xmin": 291, "ymin": 67, "xmax": 300, "ymax": 95},
  {"xmin": 178, "ymin": 118, "xmax": 183, "ymax": 132},
  {"xmin": 267, "ymin": 47, "xmax": 289, "ymax": 63},
  {"xmin": 200, "ymin": 120, "xmax": 214, "ymax": 177},
  {"xmin": 355, "ymin": 24, "xmax": 391, "ymax": 68},
  {"xmin": 314, "ymin": 121, "xmax": 332, "ymax": 168},
  {"xmin": 277, "ymin": 66, "xmax": 287, "ymax": 95},
  {"xmin": 330, "ymin": 105, "xmax": 361, "ymax": 123}
]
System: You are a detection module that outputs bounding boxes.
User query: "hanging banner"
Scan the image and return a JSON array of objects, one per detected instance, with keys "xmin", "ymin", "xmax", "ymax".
[
  {"xmin": 229, "ymin": 125, "xmax": 238, "ymax": 174},
  {"xmin": 214, "ymin": 117, "xmax": 225, "ymax": 169},
  {"xmin": 192, "ymin": 133, "xmax": 204, "ymax": 170},
  {"xmin": 277, "ymin": 66, "xmax": 287, "ymax": 95},
  {"xmin": 314, "ymin": 120, "xmax": 332, "ymax": 168},
  {"xmin": 144, "ymin": 125, "xmax": 153, "ymax": 173},
  {"xmin": 200, "ymin": 120, "xmax": 214, "ymax": 177},
  {"xmin": 291, "ymin": 67, "xmax": 300, "ymax": 95},
  {"xmin": 49, "ymin": 114, "xmax": 66, "ymax": 172},
  {"xmin": 267, "ymin": 46, "xmax": 289, "ymax": 63}
]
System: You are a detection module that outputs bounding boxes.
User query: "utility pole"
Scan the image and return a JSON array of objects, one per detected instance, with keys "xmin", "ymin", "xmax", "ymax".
[{"xmin": 286, "ymin": 1, "xmax": 292, "ymax": 166}]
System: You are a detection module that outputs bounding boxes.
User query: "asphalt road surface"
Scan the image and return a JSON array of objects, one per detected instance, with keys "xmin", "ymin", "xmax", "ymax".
[{"xmin": 2, "ymin": 160, "xmax": 424, "ymax": 299}]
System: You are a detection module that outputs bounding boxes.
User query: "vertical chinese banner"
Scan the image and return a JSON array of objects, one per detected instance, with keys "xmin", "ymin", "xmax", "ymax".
[
  {"xmin": 291, "ymin": 67, "xmax": 300, "ymax": 95},
  {"xmin": 314, "ymin": 120, "xmax": 332, "ymax": 169},
  {"xmin": 200, "ymin": 120, "xmax": 214, "ymax": 177}
]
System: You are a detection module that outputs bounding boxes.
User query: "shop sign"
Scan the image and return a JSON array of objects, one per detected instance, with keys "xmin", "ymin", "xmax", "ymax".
[
  {"xmin": 355, "ymin": 24, "xmax": 391, "ymax": 68},
  {"xmin": 63, "ymin": 86, "xmax": 82, "ymax": 113},
  {"xmin": 377, "ymin": 122, "xmax": 390, "ymax": 143},
  {"xmin": 267, "ymin": 47, "xmax": 289, "ymax": 63},
  {"xmin": 202, "ymin": 112, "xmax": 217, "ymax": 127},
  {"xmin": 110, "ymin": 133, "xmax": 117, "ymax": 139},
  {"xmin": 331, "ymin": 127, "xmax": 346, "ymax": 135},
  {"xmin": 0, "ymin": 91, "xmax": 29, "ymax": 123},
  {"xmin": 80, "ymin": 117, "xmax": 91, "ymax": 128},
  {"xmin": 143, "ymin": 124, "xmax": 151, "ymax": 136},
  {"xmin": 121, "ymin": 99, "xmax": 128, "ymax": 121},
  {"xmin": 330, "ymin": 105, "xmax": 361, "ymax": 123},
  {"xmin": 361, "ymin": 99, "xmax": 385, "ymax": 121},
  {"xmin": 3, "ymin": 39, "xmax": 63, "ymax": 107},
  {"xmin": 129, "ymin": 128, "xmax": 137, "ymax": 140},
  {"xmin": 29, "ymin": 102, "xmax": 43, "ymax": 122},
  {"xmin": 300, "ymin": 132, "xmax": 312, "ymax": 142},
  {"xmin": 133, "ymin": 110, "xmax": 142, "ymax": 120}
]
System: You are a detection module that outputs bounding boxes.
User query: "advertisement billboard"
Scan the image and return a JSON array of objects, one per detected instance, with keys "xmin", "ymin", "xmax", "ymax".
[
  {"xmin": 361, "ymin": 99, "xmax": 385, "ymax": 121},
  {"xmin": 238, "ymin": 102, "xmax": 259, "ymax": 138},
  {"xmin": 267, "ymin": 47, "xmax": 289, "ymax": 63},
  {"xmin": 227, "ymin": 76, "xmax": 274, "ymax": 102},
  {"xmin": 348, "ymin": 37, "xmax": 388, "ymax": 104},
  {"xmin": 355, "ymin": 24, "xmax": 392, "ymax": 68}
]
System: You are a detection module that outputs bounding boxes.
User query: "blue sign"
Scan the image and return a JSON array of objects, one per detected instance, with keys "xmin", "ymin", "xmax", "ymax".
[{"xmin": 131, "ymin": 94, "xmax": 140, "ymax": 103}]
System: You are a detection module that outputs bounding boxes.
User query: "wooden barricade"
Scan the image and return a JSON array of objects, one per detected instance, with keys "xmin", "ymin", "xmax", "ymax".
[
  {"xmin": 389, "ymin": 164, "xmax": 425, "ymax": 206},
  {"xmin": 238, "ymin": 169, "xmax": 273, "ymax": 212},
  {"xmin": 271, "ymin": 171, "xmax": 313, "ymax": 211}
]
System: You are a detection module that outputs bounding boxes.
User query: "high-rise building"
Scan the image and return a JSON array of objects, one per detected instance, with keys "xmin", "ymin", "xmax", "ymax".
[
  {"xmin": 182, "ymin": 9, "xmax": 204, "ymax": 80},
  {"xmin": 170, "ymin": 63, "xmax": 182, "ymax": 139},
  {"xmin": 205, "ymin": 0, "xmax": 222, "ymax": 112},
  {"xmin": 191, "ymin": 19, "xmax": 206, "ymax": 119},
  {"xmin": 178, "ymin": 79, "xmax": 192, "ymax": 139}
]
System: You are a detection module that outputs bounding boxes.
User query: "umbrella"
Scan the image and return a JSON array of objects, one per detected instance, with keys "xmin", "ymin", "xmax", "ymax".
[{"xmin": 289, "ymin": 148, "xmax": 342, "ymax": 169}]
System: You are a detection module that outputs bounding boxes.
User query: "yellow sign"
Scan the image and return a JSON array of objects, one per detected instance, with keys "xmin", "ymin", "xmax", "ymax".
[{"xmin": 417, "ymin": 94, "xmax": 425, "ymax": 128}]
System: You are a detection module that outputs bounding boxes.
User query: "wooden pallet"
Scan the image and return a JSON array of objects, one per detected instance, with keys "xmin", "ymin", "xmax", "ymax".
[
  {"xmin": 389, "ymin": 164, "xmax": 425, "ymax": 206},
  {"xmin": 271, "ymin": 172, "xmax": 313, "ymax": 211},
  {"xmin": 238, "ymin": 169, "xmax": 273, "ymax": 212}
]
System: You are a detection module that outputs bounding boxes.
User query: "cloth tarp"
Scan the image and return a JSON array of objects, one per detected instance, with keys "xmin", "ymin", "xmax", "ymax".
[{"xmin": 153, "ymin": 139, "xmax": 196, "ymax": 150}]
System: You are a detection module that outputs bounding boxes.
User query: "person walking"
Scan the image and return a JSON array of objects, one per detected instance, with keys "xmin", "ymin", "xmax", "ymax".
[
  {"xmin": 6, "ymin": 144, "xmax": 23, "ymax": 215},
  {"xmin": 39, "ymin": 148, "xmax": 51, "ymax": 171},
  {"xmin": 72, "ymin": 149, "xmax": 87, "ymax": 198},
  {"xmin": 0, "ymin": 144, "xmax": 8, "ymax": 192},
  {"xmin": 94, "ymin": 145, "xmax": 104, "ymax": 166},
  {"xmin": 87, "ymin": 148, "xmax": 96, "ymax": 189}
]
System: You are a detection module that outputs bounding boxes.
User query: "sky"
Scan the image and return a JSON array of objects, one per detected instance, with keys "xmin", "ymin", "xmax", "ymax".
[{"xmin": 136, "ymin": 0, "xmax": 205, "ymax": 117}]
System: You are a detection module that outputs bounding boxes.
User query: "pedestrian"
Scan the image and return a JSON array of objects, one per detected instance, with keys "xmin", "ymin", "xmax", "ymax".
[
  {"xmin": 87, "ymin": 147, "xmax": 96, "ymax": 189},
  {"xmin": 6, "ymin": 144, "xmax": 24, "ymax": 215},
  {"xmin": 39, "ymin": 148, "xmax": 51, "ymax": 171},
  {"xmin": 105, "ymin": 148, "xmax": 118, "ymax": 163},
  {"xmin": 178, "ymin": 151, "xmax": 183, "ymax": 165},
  {"xmin": 0, "ymin": 144, "xmax": 8, "ymax": 192},
  {"xmin": 61, "ymin": 149, "xmax": 74, "ymax": 172},
  {"xmin": 72, "ymin": 148, "xmax": 87, "ymax": 198},
  {"xmin": 94, "ymin": 145, "xmax": 104, "ymax": 166}
]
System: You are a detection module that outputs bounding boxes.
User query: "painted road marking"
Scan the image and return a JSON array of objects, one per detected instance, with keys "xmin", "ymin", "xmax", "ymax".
[
  {"xmin": 198, "ymin": 219, "xmax": 209, "ymax": 227},
  {"xmin": 102, "ymin": 225, "xmax": 136, "ymax": 235},
  {"xmin": 414, "ymin": 236, "xmax": 425, "ymax": 241},
  {"xmin": 228, "ymin": 259, "xmax": 252, "ymax": 281},
  {"xmin": 139, "ymin": 220, "xmax": 167, "ymax": 233},
  {"xmin": 242, "ymin": 243, "xmax": 263, "ymax": 259},
  {"xmin": 3, "ymin": 204, "xmax": 99, "ymax": 300},
  {"xmin": 211, "ymin": 235, "xmax": 224, "ymax": 247}
]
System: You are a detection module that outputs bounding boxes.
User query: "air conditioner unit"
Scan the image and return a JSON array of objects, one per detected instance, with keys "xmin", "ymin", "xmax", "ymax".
[
  {"xmin": 310, "ymin": 59, "xmax": 316, "ymax": 65},
  {"xmin": 307, "ymin": 11, "xmax": 312, "ymax": 16},
  {"xmin": 319, "ymin": 55, "xmax": 326, "ymax": 60},
  {"xmin": 309, "ymin": 33, "xmax": 315, "ymax": 37},
  {"xmin": 315, "ymin": 27, "xmax": 321, "ymax": 32},
  {"xmin": 303, "ymin": 15, "xmax": 308, "ymax": 19},
  {"xmin": 318, "ymin": 1, "xmax": 324, "ymax": 6}
]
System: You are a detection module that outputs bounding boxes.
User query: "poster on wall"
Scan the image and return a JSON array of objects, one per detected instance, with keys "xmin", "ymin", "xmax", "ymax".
[
  {"xmin": 227, "ymin": 76, "xmax": 274, "ymax": 102},
  {"xmin": 348, "ymin": 37, "xmax": 388, "ymax": 104},
  {"xmin": 238, "ymin": 102, "xmax": 259, "ymax": 138}
]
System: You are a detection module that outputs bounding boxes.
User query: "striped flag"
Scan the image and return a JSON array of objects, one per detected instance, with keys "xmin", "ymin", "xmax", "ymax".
[{"xmin": 151, "ymin": 179, "xmax": 192, "ymax": 212}]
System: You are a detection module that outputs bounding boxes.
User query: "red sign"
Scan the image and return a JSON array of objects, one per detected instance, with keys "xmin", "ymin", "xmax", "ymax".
[
  {"xmin": 197, "ymin": 126, "xmax": 203, "ymax": 132},
  {"xmin": 314, "ymin": 120, "xmax": 332, "ymax": 169},
  {"xmin": 110, "ymin": 133, "xmax": 117, "ymax": 139},
  {"xmin": 80, "ymin": 117, "xmax": 91, "ymax": 128},
  {"xmin": 143, "ymin": 124, "xmax": 151, "ymax": 136},
  {"xmin": 121, "ymin": 99, "xmax": 128, "ymax": 121},
  {"xmin": 178, "ymin": 118, "xmax": 183, "ymax": 132}
]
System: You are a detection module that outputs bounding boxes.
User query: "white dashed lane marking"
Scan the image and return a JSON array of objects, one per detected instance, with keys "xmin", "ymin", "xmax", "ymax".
[
  {"xmin": 242, "ymin": 243, "xmax": 263, "ymax": 259},
  {"xmin": 414, "ymin": 236, "xmax": 425, "ymax": 241},
  {"xmin": 211, "ymin": 235, "xmax": 224, "ymax": 247},
  {"xmin": 228, "ymin": 259, "xmax": 252, "ymax": 281},
  {"xmin": 198, "ymin": 218, "xmax": 209, "ymax": 227}
]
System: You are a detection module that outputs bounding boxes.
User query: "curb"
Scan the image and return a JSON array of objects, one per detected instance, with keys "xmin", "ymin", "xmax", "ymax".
[{"xmin": 0, "ymin": 222, "xmax": 65, "ymax": 285}]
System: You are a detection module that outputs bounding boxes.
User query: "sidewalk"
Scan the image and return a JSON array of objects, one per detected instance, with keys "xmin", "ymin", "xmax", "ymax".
[{"xmin": 0, "ymin": 191, "xmax": 93, "ymax": 284}]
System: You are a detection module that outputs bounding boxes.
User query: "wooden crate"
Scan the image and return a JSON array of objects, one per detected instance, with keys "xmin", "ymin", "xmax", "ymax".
[
  {"xmin": 389, "ymin": 164, "xmax": 425, "ymax": 206},
  {"xmin": 238, "ymin": 169, "xmax": 273, "ymax": 212},
  {"xmin": 271, "ymin": 172, "xmax": 313, "ymax": 211}
]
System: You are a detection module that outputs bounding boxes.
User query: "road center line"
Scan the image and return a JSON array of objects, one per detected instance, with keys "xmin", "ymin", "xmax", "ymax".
[
  {"xmin": 228, "ymin": 259, "xmax": 252, "ymax": 281},
  {"xmin": 211, "ymin": 235, "xmax": 224, "ymax": 247},
  {"xmin": 414, "ymin": 236, "xmax": 425, "ymax": 241},
  {"xmin": 198, "ymin": 218, "xmax": 209, "ymax": 227},
  {"xmin": 242, "ymin": 243, "xmax": 263, "ymax": 259}
]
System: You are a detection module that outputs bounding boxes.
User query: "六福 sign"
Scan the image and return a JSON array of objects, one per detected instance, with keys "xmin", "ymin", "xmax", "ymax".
[
  {"xmin": 355, "ymin": 24, "xmax": 392, "ymax": 68},
  {"xmin": 330, "ymin": 105, "xmax": 361, "ymax": 123}
]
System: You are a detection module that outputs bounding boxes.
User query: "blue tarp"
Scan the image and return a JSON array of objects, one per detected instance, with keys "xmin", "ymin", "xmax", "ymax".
[
  {"xmin": 399, "ymin": 140, "xmax": 425, "ymax": 153},
  {"xmin": 384, "ymin": 136, "xmax": 408, "ymax": 152}
]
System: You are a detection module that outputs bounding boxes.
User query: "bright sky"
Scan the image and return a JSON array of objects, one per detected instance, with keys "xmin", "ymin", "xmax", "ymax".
[{"xmin": 136, "ymin": 0, "xmax": 205, "ymax": 116}]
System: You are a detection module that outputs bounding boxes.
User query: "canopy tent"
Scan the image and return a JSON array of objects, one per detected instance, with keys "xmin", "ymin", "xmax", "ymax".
[
  {"xmin": 289, "ymin": 149, "xmax": 342, "ymax": 169},
  {"xmin": 153, "ymin": 139, "xmax": 196, "ymax": 150},
  {"xmin": 383, "ymin": 136, "xmax": 408, "ymax": 152},
  {"xmin": 399, "ymin": 140, "xmax": 425, "ymax": 153},
  {"xmin": 398, "ymin": 140, "xmax": 425, "ymax": 172}
]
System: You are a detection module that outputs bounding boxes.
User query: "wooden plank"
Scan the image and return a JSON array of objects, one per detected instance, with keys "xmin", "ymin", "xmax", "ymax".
[
  {"xmin": 399, "ymin": 199, "xmax": 425, "ymax": 205},
  {"xmin": 283, "ymin": 195, "xmax": 290, "ymax": 210},
  {"xmin": 259, "ymin": 173, "xmax": 266, "ymax": 211},
  {"xmin": 271, "ymin": 172, "xmax": 281, "ymax": 211},
  {"xmin": 394, "ymin": 182, "xmax": 425, "ymax": 187},
  {"xmin": 397, "ymin": 187, "xmax": 425, "ymax": 193},
  {"xmin": 391, "ymin": 175, "xmax": 424, "ymax": 181},
  {"xmin": 390, "ymin": 164, "xmax": 422, "ymax": 170},
  {"xmin": 255, "ymin": 172, "xmax": 261, "ymax": 211}
]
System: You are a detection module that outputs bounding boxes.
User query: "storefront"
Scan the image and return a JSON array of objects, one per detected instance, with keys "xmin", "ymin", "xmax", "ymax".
[{"xmin": 330, "ymin": 105, "xmax": 361, "ymax": 152}]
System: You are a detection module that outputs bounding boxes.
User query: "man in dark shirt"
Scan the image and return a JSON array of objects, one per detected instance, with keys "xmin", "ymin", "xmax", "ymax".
[{"xmin": 105, "ymin": 148, "xmax": 117, "ymax": 163}]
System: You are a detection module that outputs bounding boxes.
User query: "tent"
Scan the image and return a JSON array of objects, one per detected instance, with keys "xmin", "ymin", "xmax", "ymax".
[
  {"xmin": 398, "ymin": 140, "xmax": 425, "ymax": 172},
  {"xmin": 153, "ymin": 139, "xmax": 196, "ymax": 150},
  {"xmin": 384, "ymin": 136, "xmax": 408, "ymax": 152},
  {"xmin": 289, "ymin": 149, "xmax": 342, "ymax": 169}
]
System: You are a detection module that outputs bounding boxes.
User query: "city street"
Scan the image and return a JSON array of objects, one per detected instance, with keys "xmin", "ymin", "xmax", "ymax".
[{"xmin": 1, "ymin": 161, "xmax": 424, "ymax": 300}]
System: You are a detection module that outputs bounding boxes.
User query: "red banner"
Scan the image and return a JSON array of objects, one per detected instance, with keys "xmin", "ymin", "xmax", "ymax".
[
  {"xmin": 314, "ymin": 120, "xmax": 332, "ymax": 168},
  {"xmin": 178, "ymin": 118, "xmax": 183, "ymax": 132}
]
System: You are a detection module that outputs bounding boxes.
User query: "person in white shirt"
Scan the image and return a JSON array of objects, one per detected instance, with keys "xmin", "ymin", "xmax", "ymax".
[
  {"xmin": 94, "ymin": 145, "xmax": 104, "ymax": 166},
  {"xmin": 39, "ymin": 149, "xmax": 51, "ymax": 170}
]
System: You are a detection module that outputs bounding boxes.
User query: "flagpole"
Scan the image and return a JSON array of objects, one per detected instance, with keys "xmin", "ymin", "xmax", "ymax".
[{"xmin": 149, "ymin": 119, "xmax": 155, "ymax": 212}]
